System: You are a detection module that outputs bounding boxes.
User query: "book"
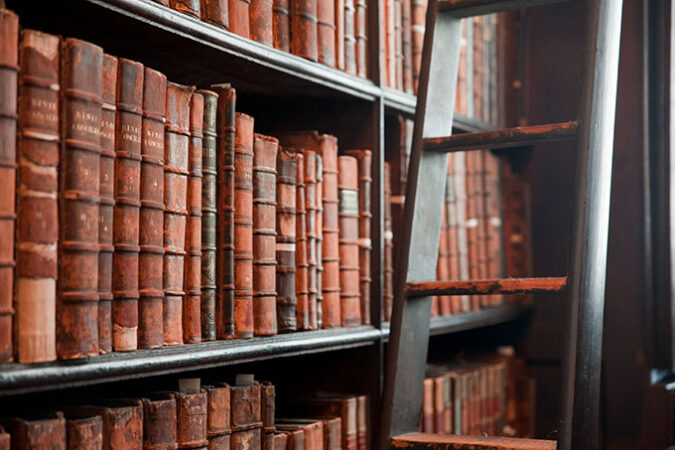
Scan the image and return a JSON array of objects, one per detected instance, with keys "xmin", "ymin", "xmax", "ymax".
[
  {"xmin": 276, "ymin": 420, "xmax": 323, "ymax": 449},
  {"xmin": 455, "ymin": 20, "xmax": 467, "ymax": 115},
  {"xmin": 252, "ymin": 134, "xmax": 279, "ymax": 336},
  {"xmin": 201, "ymin": 0, "xmax": 228, "ymax": 28},
  {"xmin": 170, "ymin": 0, "xmax": 202, "ymax": 17},
  {"xmin": 338, "ymin": 155, "xmax": 361, "ymax": 327},
  {"xmin": 261, "ymin": 382, "xmax": 276, "ymax": 435},
  {"xmin": 394, "ymin": 0, "xmax": 402, "ymax": 89},
  {"xmin": 294, "ymin": 152, "xmax": 309, "ymax": 329},
  {"xmin": 401, "ymin": 0, "xmax": 412, "ymax": 92},
  {"xmin": 446, "ymin": 156, "xmax": 461, "ymax": 313},
  {"xmin": 383, "ymin": 163, "xmax": 393, "ymax": 322},
  {"xmin": 273, "ymin": 0, "xmax": 290, "ymax": 51},
  {"xmin": 230, "ymin": 381, "xmax": 262, "ymax": 449},
  {"xmin": 323, "ymin": 417, "xmax": 341, "ymax": 450},
  {"xmin": 315, "ymin": 154, "xmax": 324, "ymax": 327},
  {"xmin": 453, "ymin": 152, "xmax": 470, "ymax": 312},
  {"xmin": 275, "ymin": 148, "xmax": 297, "ymax": 332},
  {"xmin": 473, "ymin": 17, "xmax": 483, "ymax": 121},
  {"xmin": 139, "ymin": 67, "xmax": 167, "ymax": 350},
  {"xmin": 411, "ymin": 0, "xmax": 426, "ymax": 93},
  {"xmin": 250, "ymin": 0, "xmax": 274, "ymax": 46},
  {"xmin": 206, "ymin": 384, "xmax": 231, "ymax": 449},
  {"xmin": 484, "ymin": 152, "xmax": 504, "ymax": 306},
  {"xmin": 422, "ymin": 377, "xmax": 433, "ymax": 432},
  {"xmin": 302, "ymin": 150, "xmax": 318, "ymax": 329},
  {"xmin": 466, "ymin": 152, "xmax": 480, "ymax": 311},
  {"xmin": 68, "ymin": 400, "xmax": 143, "ymax": 449},
  {"xmin": 436, "ymin": 198, "xmax": 449, "ymax": 315},
  {"xmin": 317, "ymin": 0, "xmax": 336, "ymax": 67},
  {"xmin": 164, "ymin": 83, "xmax": 192, "ymax": 346},
  {"xmin": 199, "ymin": 90, "xmax": 219, "ymax": 341},
  {"xmin": 343, "ymin": 0, "xmax": 356, "ymax": 75},
  {"xmin": 64, "ymin": 412, "xmax": 103, "ymax": 449},
  {"xmin": 1, "ymin": 412, "xmax": 66, "ymax": 449},
  {"xmin": 290, "ymin": 0, "xmax": 318, "ymax": 61},
  {"xmin": 297, "ymin": 397, "xmax": 357, "ymax": 450},
  {"xmin": 58, "ymin": 38, "xmax": 103, "ymax": 359},
  {"xmin": 15, "ymin": 28, "xmax": 58, "ymax": 363},
  {"xmin": 0, "ymin": 427, "xmax": 7, "ymax": 450},
  {"xmin": 142, "ymin": 394, "xmax": 178, "ymax": 450},
  {"xmin": 272, "ymin": 432, "xmax": 288, "ymax": 450},
  {"xmin": 356, "ymin": 395, "xmax": 368, "ymax": 450},
  {"xmin": 335, "ymin": 0, "xmax": 344, "ymax": 70},
  {"xmin": 229, "ymin": 0, "xmax": 251, "ymax": 37},
  {"xmin": 385, "ymin": 0, "xmax": 395, "ymax": 87},
  {"xmin": 354, "ymin": 0, "xmax": 367, "ymax": 78},
  {"xmin": 173, "ymin": 390, "xmax": 209, "ymax": 449}
]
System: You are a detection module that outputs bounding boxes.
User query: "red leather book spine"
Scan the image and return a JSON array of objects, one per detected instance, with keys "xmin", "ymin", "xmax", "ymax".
[
  {"xmin": 354, "ymin": 0, "xmax": 366, "ymax": 78},
  {"xmin": 317, "ymin": 0, "xmax": 336, "ymax": 67},
  {"xmin": 272, "ymin": 0, "xmax": 290, "ymax": 51},
  {"xmin": 0, "ymin": 1, "xmax": 18, "ymax": 360},
  {"xmin": 394, "ymin": 0, "xmax": 402, "ymax": 89},
  {"xmin": 315, "ymin": 154, "xmax": 323, "ymax": 327},
  {"xmin": 356, "ymin": 395, "xmax": 367, "ymax": 450},
  {"xmin": 338, "ymin": 155, "xmax": 361, "ymax": 327},
  {"xmin": 465, "ymin": 152, "xmax": 479, "ymax": 311},
  {"xmin": 65, "ymin": 414, "xmax": 103, "ymax": 449},
  {"xmin": 173, "ymin": 391, "xmax": 208, "ymax": 449},
  {"xmin": 139, "ymin": 67, "xmax": 167, "ymax": 349},
  {"xmin": 383, "ymin": 163, "xmax": 393, "ymax": 322},
  {"xmin": 199, "ymin": 90, "xmax": 218, "ymax": 341},
  {"xmin": 111, "ymin": 58, "xmax": 142, "ymax": 352},
  {"xmin": 484, "ymin": 152, "xmax": 503, "ymax": 306},
  {"xmin": 272, "ymin": 432, "xmax": 288, "ymax": 450},
  {"xmin": 290, "ymin": 0, "xmax": 318, "ymax": 61},
  {"xmin": 294, "ymin": 152, "xmax": 309, "ymax": 329},
  {"xmin": 58, "ymin": 38, "xmax": 102, "ymax": 359},
  {"xmin": 455, "ymin": 21, "xmax": 467, "ymax": 115},
  {"xmin": 411, "ymin": 0, "xmax": 426, "ymax": 93},
  {"xmin": 432, "ymin": 376, "xmax": 444, "ymax": 432},
  {"xmin": 275, "ymin": 148, "xmax": 297, "ymax": 332},
  {"xmin": 252, "ymin": 134, "xmax": 278, "ymax": 336},
  {"xmin": 234, "ymin": 113, "xmax": 254, "ymax": 339},
  {"xmin": 422, "ymin": 378, "xmax": 433, "ymax": 432},
  {"xmin": 164, "ymin": 83, "xmax": 191, "ymax": 346},
  {"xmin": 231, "ymin": 382, "xmax": 262, "ymax": 430},
  {"xmin": 435, "ymin": 201, "xmax": 447, "ymax": 315},
  {"xmin": 143, "ymin": 396, "xmax": 178, "ymax": 450},
  {"xmin": 206, "ymin": 384, "xmax": 231, "ymax": 449},
  {"xmin": 201, "ymin": 0, "xmax": 228, "ymax": 28},
  {"xmin": 229, "ymin": 0, "xmax": 251, "ymax": 37},
  {"xmin": 343, "ymin": 0, "xmax": 356, "ymax": 75},
  {"xmin": 335, "ymin": 0, "xmax": 344, "ymax": 70},
  {"xmin": 384, "ymin": 0, "xmax": 394, "ymax": 87},
  {"xmin": 401, "ymin": 0, "xmax": 412, "ymax": 92},
  {"xmin": 440, "ymin": 176, "xmax": 452, "ymax": 315},
  {"xmin": 302, "ymin": 150, "xmax": 318, "ymax": 329},
  {"xmin": 475, "ymin": 150, "xmax": 488, "ymax": 308},
  {"xmin": 98, "ymin": 54, "xmax": 116, "ymax": 354},
  {"xmin": 323, "ymin": 418, "xmax": 341, "ymax": 450},
  {"xmin": 231, "ymin": 428, "xmax": 261, "ymax": 450},
  {"xmin": 1, "ymin": 413, "xmax": 66, "ymax": 449},
  {"xmin": 250, "ymin": 0, "xmax": 273, "ymax": 46},
  {"xmin": 261, "ymin": 382, "xmax": 275, "ymax": 435},
  {"xmin": 15, "ymin": 29, "xmax": 58, "ymax": 363},
  {"xmin": 170, "ymin": 0, "xmax": 202, "ymax": 17},
  {"xmin": 184, "ymin": 92, "xmax": 204, "ymax": 344},
  {"xmin": 82, "ymin": 400, "xmax": 143, "ymax": 449},
  {"xmin": 211, "ymin": 85, "xmax": 235, "ymax": 339},
  {"xmin": 473, "ymin": 17, "xmax": 483, "ymax": 121},
  {"xmin": 446, "ymin": 155, "xmax": 461, "ymax": 314}
]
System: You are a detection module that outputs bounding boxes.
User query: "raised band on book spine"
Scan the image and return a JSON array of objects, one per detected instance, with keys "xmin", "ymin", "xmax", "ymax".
[
  {"xmin": 275, "ymin": 148, "xmax": 297, "ymax": 332},
  {"xmin": 15, "ymin": 28, "xmax": 58, "ymax": 363},
  {"xmin": 302, "ymin": 150, "xmax": 318, "ymax": 329},
  {"xmin": 291, "ymin": 0, "xmax": 318, "ymax": 61},
  {"xmin": 59, "ymin": 38, "xmax": 103, "ymax": 359},
  {"xmin": 142, "ymin": 395, "xmax": 178, "ymax": 450},
  {"xmin": 316, "ymin": 0, "xmax": 336, "ymax": 66},
  {"xmin": 294, "ymin": 152, "xmax": 309, "ymax": 329},
  {"xmin": 315, "ymin": 154, "xmax": 323, "ymax": 327},
  {"xmin": 201, "ymin": 0, "xmax": 228, "ymax": 28},
  {"xmin": 250, "ymin": 0, "xmax": 274, "ymax": 46},
  {"xmin": 170, "ymin": 0, "xmax": 201, "ymax": 17},
  {"xmin": 338, "ymin": 155, "xmax": 361, "ymax": 327},
  {"xmin": 229, "ymin": 0, "xmax": 251, "ymax": 37},
  {"xmin": 354, "ymin": 0, "xmax": 366, "ymax": 77},
  {"xmin": 273, "ymin": 0, "xmax": 290, "ymax": 51}
]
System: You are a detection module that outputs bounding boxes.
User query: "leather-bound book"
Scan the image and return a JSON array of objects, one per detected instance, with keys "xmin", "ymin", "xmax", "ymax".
[
  {"xmin": 206, "ymin": 384, "xmax": 231, "ymax": 449},
  {"xmin": 275, "ymin": 148, "xmax": 297, "ymax": 333},
  {"xmin": 343, "ymin": 0, "xmax": 356, "ymax": 75},
  {"xmin": 436, "ymin": 200, "xmax": 449, "ymax": 315},
  {"xmin": 164, "ymin": 83, "xmax": 192, "ymax": 346},
  {"xmin": 184, "ymin": 92, "xmax": 204, "ymax": 344},
  {"xmin": 64, "ymin": 411, "xmax": 103, "ymax": 450},
  {"xmin": 276, "ymin": 421, "xmax": 322, "ymax": 449},
  {"xmin": 170, "ymin": 0, "xmax": 201, "ymax": 17},
  {"xmin": 315, "ymin": 154, "xmax": 323, "ymax": 327},
  {"xmin": 211, "ymin": 85, "xmax": 236, "ymax": 339},
  {"xmin": 229, "ymin": 0, "xmax": 251, "ymax": 37},
  {"xmin": 112, "ymin": 58, "xmax": 143, "ymax": 352},
  {"xmin": 401, "ymin": 0, "xmax": 412, "ymax": 92},
  {"xmin": 260, "ymin": 382, "xmax": 275, "ymax": 433},
  {"xmin": 58, "ymin": 38, "xmax": 103, "ymax": 359},
  {"xmin": 446, "ymin": 156, "xmax": 460, "ymax": 313},
  {"xmin": 484, "ymin": 152, "xmax": 503, "ymax": 306},
  {"xmin": 302, "ymin": 150, "xmax": 318, "ymax": 329},
  {"xmin": 338, "ymin": 155, "xmax": 361, "ymax": 327},
  {"xmin": 335, "ymin": 0, "xmax": 344, "ymax": 70},
  {"xmin": 465, "ymin": 152, "xmax": 479, "ymax": 311},
  {"xmin": 272, "ymin": 0, "xmax": 290, "ymax": 51},
  {"xmin": 473, "ymin": 151, "xmax": 488, "ymax": 308},
  {"xmin": 473, "ymin": 17, "xmax": 483, "ymax": 121},
  {"xmin": 383, "ymin": 163, "xmax": 393, "ymax": 322},
  {"xmin": 394, "ymin": 0, "xmax": 402, "ymax": 89},
  {"xmin": 453, "ymin": 152, "xmax": 470, "ymax": 312},
  {"xmin": 322, "ymin": 417, "xmax": 341, "ymax": 450},
  {"xmin": 199, "ymin": 90, "xmax": 219, "ymax": 341},
  {"xmin": 230, "ymin": 381, "xmax": 262, "ymax": 450},
  {"xmin": 455, "ymin": 21, "xmax": 467, "ymax": 115},
  {"xmin": 411, "ymin": 0, "xmax": 426, "ymax": 92},
  {"xmin": 252, "ymin": 135, "xmax": 278, "ymax": 336},
  {"xmin": 356, "ymin": 395, "xmax": 367, "ymax": 450},
  {"xmin": 290, "ymin": 0, "xmax": 318, "ymax": 61},
  {"xmin": 250, "ymin": 0, "xmax": 273, "ymax": 46},
  {"xmin": 201, "ymin": 0, "xmax": 228, "ymax": 28},
  {"xmin": 172, "ymin": 391, "xmax": 208, "ymax": 449},
  {"xmin": 143, "ymin": 394, "xmax": 178, "ymax": 450},
  {"xmin": 317, "ymin": 0, "xmax": 336, "ymax": 67},
  {"xmin": 67, "ymin": 400, "xmax": 143, "ymax": 450},
  {"xmin": 272, "ymin": 432, "xmax": 288, "ymax": 450},
  {"xmin": 354, "ymin": 0, "xmax": 366, "ymax": 78},
  {"xmin": 281, "ymin": 429, "xmax": 302, "ymax": 450},
  {"xmin": 15, "ymin": 29, "xmax": 58, "ymax": 364},
  {"xmin": 345, "ymin": 150, "xmax": 371, "ymax": 325},
  {"xmin": 0, "ymin": 7, "xmax": 18, "ymax": 364},
  {"xmin": 1, "ymin": 412, "xmax": 66, "ymax": 449},
  {"xmin": 294, "ymin": 152, "xmax": 309, "ymax": 329},
  {"xmin": 139, "ymin": 67, "xmax": 167, "ymax": 349},
  {"xmin": 422, "ymin": 377, "xmax": 433, "ymax": 432},
  {"xmin": 0, "ymin": 426, "xmax": 8, "ymax": 450},
  {"xmin": 297, "ymin": 397, "xmax": 357, "ymax": 450},
  {"xmin": 384, "ymin": 0, "xmax": 394, "ymax": 87}
]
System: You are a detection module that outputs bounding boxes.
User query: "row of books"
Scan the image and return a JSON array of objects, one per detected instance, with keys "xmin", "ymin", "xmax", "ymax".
[
  {"xmin": 154, "ymin": 0, "xmax": 368, "ymax": 78},
  {"xmin": 0, "ymin": 10, "xmax": 373, "ymax": 365},
  {"xmin": 0, "ymin": 376, "xmax": 369, "ymax": 450}
]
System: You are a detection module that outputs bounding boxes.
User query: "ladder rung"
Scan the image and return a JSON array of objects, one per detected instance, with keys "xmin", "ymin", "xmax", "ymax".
[
  {"xmin": 424, "ymin": 121, "xmax": 578, "ymax": 153},
  {"xmin": 405, "ymin": 277, "xmax": 567, "ymax": 297},
  {"xmin": 437, "ymin": 0, "xmax": 570, "ymax": 17}
]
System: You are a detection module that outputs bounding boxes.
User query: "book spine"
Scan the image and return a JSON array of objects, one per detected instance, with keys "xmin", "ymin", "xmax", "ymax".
[
  {"xmin": 383, "ymin": 163, "xmax": 393, "ymax": 322},
  {"xmin": 335, "ymin": 0, "xmax": 345, "ymax": 70},
  {"xmin": 473, "ymin": 17, "xmax": 483, "ymax": 121},
  {"xmin": 231, "ymin": 428, "xmax": 262, "ymax": 450},
  {"xmin": 142, "ymin": 397, "xmax": 178, "ymax": 450},
  {"xmin": 294, "ymin": 152, "xmax": 309, "ymax": 329},
  {"xmin": 139, "ymin": 67, "xmax": 167, "ymax": 349},
  {"xmin": 475, "ymin": 150, "xmax": 489, "ymax": 308},
  {"xmin": 338, "ymin": 155, "xmax": 361, "ymax": 326},
  {"xmin": 206, "ymin": 384, "xmax": 231, "ymax": 447},
  {"xmin": 273, "ymin": 432, "xmax": 288, "ymax": 450},
  {"xmin": 58, "ymin": 38, "xmax": 102, "ymax": 359},
  {"xmin": 275, "ymin": 148, "xmax": 297, "ymax": 332},
  {"xmin": 234, "ymin": 112, "xmax": 254, "ymax": 338},
  {"xmin": 323, "ymin": 418, "xmax": 341, "ymax": 450},
  {"xmin": 91, "ymin": 401, "xmax": 143, "ymax": 448},
  {"xmin": 436, "ymin": 199, "xmax": 449, "ymax": 315},
  {"xmin": 317, "ymin": 0, "xmax": 336, "ymax": 67},
  {"xmin": 184, "ymin": 92, "xmax": 204, "ymax": 344},
  {"xmin": 66, "ymin": 415, "xmax": 103, "ymax": 449},
  {"xmin": 164, "ymin": 83, "xmax": 192, "ymax": 346},
  {"xmin": 356, "ymin": 396, "xmax": 368, "ymax": 450},
  {"xmin": 199, "ymin": 90, "xmax": 219, "ymax": 341},
  {"xmin": 315, "ymin": 154, "xmax": 323, "ymax": 328},
  {"xmin": 394, "ymin": 0, "xmax": 402, "ymax": 89},
  {"xmin": 273, "ymin": 0, "xmax": 291, "ymax": 51},
  {"xmin": 170, "ymin": 0, "xmax": 202, "ymax": 17},
  {"xmin": 401, "ymin": 0, "xmax": 412, "ymax": 92},
  {"xmin": 484, "ymin": 152, "xmax": 503, "ymax": 305},
  {"xmin": 1, "ymin": 414, "xmax": 66, "ymax": 449},
  {"xmin": 15, "ymin": 28, "xmax": 58, "ymax": 363},
  {"xmin": 354, "ymin": 0, "xmax": 367, "ymax": 78},
  {"xmin": 291, "ymin": 0, "xmax": 318, "ymax": 61},
  {"xmin": 201, "ymin": 0, "xmax": 229, "ymax": 28},
  {"xmin": 455, "ymin": 20, "xmax": 467, "ymax": 115},
  {"xmin": 174, "ymin": 391, "xmax": 208, "ymax": 449},
  {"xmin": 411, "ymin": 0, "xmax": 426, "ymax": 93},
  {"xmin": 432, "ymin": 377, "xmax": 444, "ymax": 432},
  {"xmin": 446, "ymin": 156, "xmax": 461, "ymax": 314},
  {"xmin": 250, "ymin": 0, "xmax": 274, "ymax": 46},
  {"xmin": 343, "ymin": 0, "xmax": 356, "ymax": 75},
  {"xmin": 231, "ymin": 383, "xmax": 262, "ymax": 429},
  {"xmin": 303, "ymin": 150, "xmax": 318, "ymax": 329},
  {"xmin": 261, "ymin": 382, "xmax": 275, "ymax": 434},
  {"xmin": 253, "ymin": 134, "xmax": 279, "ymax": 336},
  {"xmin": 385, "ymin": 0, "xmax": 395, "ymax": 87},
  {"xmin": 229, "ymin": 0, "xmax": 252, "ymax": 37},
  {"xmin": 454, "ymin": 152, "xmax": 470, "ymax": 312},
  {"xmin": 465, "ymin": 152, "xmax": 479, "ymax": 311}
]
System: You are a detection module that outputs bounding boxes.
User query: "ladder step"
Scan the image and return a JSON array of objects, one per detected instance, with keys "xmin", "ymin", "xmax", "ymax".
[
  {"xmin": 405, "ymin": 277, "xmax": 567, "ymax": 297},
  {"xmin": 424, "ymin": 121, "xmax": 578, "ymax": 153},
  {"xmin": 437, "ymin": 0, "xmax": 570, "ymax": 17}
]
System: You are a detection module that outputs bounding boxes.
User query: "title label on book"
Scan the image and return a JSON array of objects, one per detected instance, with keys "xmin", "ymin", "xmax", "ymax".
[{"xmin": 339, "ymin": 189, "xmax": 359, "ymax": 214}]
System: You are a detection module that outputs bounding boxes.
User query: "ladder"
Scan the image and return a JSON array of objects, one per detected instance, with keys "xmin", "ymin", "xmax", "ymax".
[{"xmin": 380, "ymin": 0, "xmax": 623, "ymax": 449}]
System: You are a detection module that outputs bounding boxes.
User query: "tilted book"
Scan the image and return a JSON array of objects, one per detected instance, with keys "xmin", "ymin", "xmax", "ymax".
[
  {"xmin": 338, "ymin": 155, "xmax": 361, "ymax": 327},
  {"xmin": 275, "ymin": 148, "xmax": 297, "ymax": 332}
]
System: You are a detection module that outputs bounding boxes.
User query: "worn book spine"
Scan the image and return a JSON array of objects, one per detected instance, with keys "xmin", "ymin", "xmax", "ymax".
[
  {"xmin": 446, "ymin": 155, "xmax": 461, "ymax": 314},
  {"xmin": 201, "ymin": 0, "xmax": 228, "ymax": 27},
  {"xmin": 422, "ymin": 377, "xmax": 433, "ymax": 432},
  {"xmin": 294, "ymin": 152, "xmax": 309, "ymax": 329},
  {"xmin": 401, "ymin": 0, "xmax": 413, "ymax": 92},
  {"xmin": 354, "ymin": 0, "xmax": 367, "ymax": 78},
  {"xmin": 437, "ymin": 189, "xmax": 450, "ymax": 315},
  {"xmin": 454, "ymin": 152, "xmax": 470, "ymax": 312},
  {"xmin": 170, "ymin": 0, "xmax": 202, "ymax": 17},
  {"xmin": 231, "ymin": 428, "xmax": 262, "ymax": 450},
  {"xmin": 65, "ymin": 413, "xmax": 103, "ymax": 449},
  {"xmin": 455, "ymin": 20, "xmax": 467, "ymax": 115},
  {"xmin": 252, "ymin": 134, "xmax": 278, "ymax": 336},
  {"xmin": 1, "ymin": 412, "xmax": 66, "ymax": 449},
  {"xmin": 199, "ymin": 90, "xmax": 218, "ymax": 341},
  {"xmin": 335, "ymin": 0, "xmax": 345, "ymax": 70},
  {"xmin": 315, "ymin": 154, "xmax": 323, "ymax": 327},
  {"xmin": 356, "ymin": 395, "xmax": 367, "ymax": 450},
  {"xmin": 383, "ymin": 163, "xmax": 393, "ymax": 322},
  {"xmin": 58, "ymin": 38, "xmax": 103, "ymax": 359},
  {"xmin": 273, "ymin": 0, "xmax": 290, "ymax": 51},
  {"xmin": 250, "ymin": 0, "xmax": 274, "ymax": 46},
  {"xmin": 385, "ymin": 0, "xmax": 395, "ymax": 87},
  {"xmin": 272, "ymin": 432, "xmax": 288, "ymax": 450},
  {"xmin": 465, "ymin": 152, "xmax": 479, "ymax": 311},
  {"xmin": 475, "ymin": 150, "xmax": 489, "ymax": 308},
  {"xmin": 164, "ymin": 83, "xmax": 192, "ymax": 346},
  {"xmin": 139, "ymin": 67, "xmax": 167, "ymax": 350},
  {"xmin": 484, "ymin": 152, "xmax": 503, "ymax": 306},
  {"xmin": 15, "ymin": 28, "xmax": 58, "ymax": 363},
  {"xmin": 261, "ymin": 382, "xmax": 275, "ymax": 435},
  {"xmin": 277, "ymin": 422, "xmax": 322, "ymax": 449},
  {"xmin": 231, "ymin": 382, "xmax": 262, "ymax": 430},
  {"xmin": 302, "ymin": 150, "xmax": 318, "ymax": 329},
  {"xmin": 291, "ymin": 0, "xmax": 318, "ymax": 61},
  {"xmin": 473, "ymin": 17, "xmax": 483, "ymax": 121},
  {"xmin": 394, "ymin": 0, "xmax": 403, "ymax": 89},
  {"xmin": 411, "ymin": 0, "xmax": 426, "ymax": 93},
  {"xmin": 317, "ymin": 0, "xmax": 336, "ymax": 66},
  {"xmin": 338, "ymin": 156, "xmax": 361, "ymax": 327},
  {"xmin": 323, "ymin": 418, "xmax": 341, "ymax": 450},
  {"xmin": 343, "ymin": 0, "xmax": 356, "ymax": 75},
  {"xmin": 143, "ymin": 396, "xmax": 178, "ymax": 450},
  {"xmin": 275, "ymin": 148, "xmax": 297, "ymax": 332},
  {"xmin": 229, "ymin": 0, "xmax": 251, "ymax": 37},
  {"xmin": 75, "ymin": 400, "xmax": 143, "ymax": 449},
  {"xmin": 173, "ymin": 391, "xmax": 208, "ymax": 449},
  {"xmin": 206, "ymin": 384, "xmax": 231, "ymax": 449}
]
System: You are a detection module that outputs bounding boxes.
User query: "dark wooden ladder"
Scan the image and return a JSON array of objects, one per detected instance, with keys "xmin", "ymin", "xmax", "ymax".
[{"xmin": 380, "ymin": 0, "xmax": 623, "ymax": 449}]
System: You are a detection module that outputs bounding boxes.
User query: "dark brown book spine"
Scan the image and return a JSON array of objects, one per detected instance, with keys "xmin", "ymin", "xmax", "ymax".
[
  {"xmin": 98, "ymin": 54, "xmax": 116, "ymax": 354},
  {"xmin": 315, "ymin": 154, "xmax": 323, "ymax": 327},
  {"xmin": 302, "ymin": 150, "xmax": 318, "ymax": 329},
  {"xmin": 173, "ymin": 391, "xmax": 208, "ymax": 449},
  {"xmin": 338, "ymin": 156, "xmax": 361, "ymax": 326},
  {"xmin": 229, "ymin": 0, "xmax": 251, "ymax": 37},
  {"xmin": 143, "ymin": 396, "xmax": 178, "ymax": 450},
  {"xmin": 211, "ymin": 85, "xmax": 236, "ymax": 339},
  {"xmin": 401, "ymin": 0, "xmax": 413, "ymax": 93},
  {"xmin": 206, "ymin": 384, "xmax": 231, "ymax": 449},
  {"xmin": 199, "ymin": 90, "xmax": 218, "ymax": 341},
  {"xmin": 294, "ymin": 152, "xmax": 309, "ymax": 329},
  {"xmin": 139, "ymin": 67, "xmax": 167, "ymax": 350},
  {"xmin": 275, "ymin": 148, "xmax": 297, "ymax": 332},
  {"xmin": 252, "ymin": 134, "xmax": 278, "ymax": 336},
  {"xmin": 65, "ymin": 414, "xmax": 103, "ymax": 449},
  {"xmin": 273, "ymin": 0, "xmax": 290, "ymax": 51},
  {"xmin": 317, "ymin": 0, "xmax": 336, "ymax": 66},
  {"xmin": 164, "ymin": 83, "xmax": 192, "ymax": 346},
  {"xmin": 58, "ymin": 38, "xmax": 102, "ymax": 359},
  {"xmin": 250, "ymin": 0, "xmax": 274, "ymax": 46},
  {"xmin": 383, "ymin": 163, "xmax": 393, "ymax": 322},
  {"xmin": 77, "ymin": 400, "xmax": 143, "ymax": 450},
  {"xmin": 343, "ymin": 0, "xmax": 356, "ymax": 75},
  {"xmin": 231, "ymin": 383, "xmax": 262, "ymax": 429},
  {"xmin": 184, "ymin": 92, "xmax": 204, "ymax": 344},
  {"xmin": 15, "ymin": 29, "xmax": 58, "ymax": 363},
  {"xmin": 201, "ymin": 0, "xmax": 228, "ymax": 27},
  {"xmin": 354, "ymin": 0, "xmax": 366, "ymax": 78},
  {"xmin": 291, "ymin": 0, "xmax": 318, "ymax": 61},
  {"xmin": 111, "ymin": 58, "xmax": 142, "ymax": 352},
  {"xmin": 1, "ymin": 413, "xmax": 66, "ymax": 449},
  {"xmin": 261, "ymin": 382, "xmax": 275, "ymax": 434},
  {"xmin": 170, "ymin": 0, "xmax": 202, "ymax": 17},
  {"xmin": 234, "ymin": 113, "xmax": 254, "ymax": 339},
  {"xmin": 411, "ymin": 0, "xmax": 426, "ymax": 93}
]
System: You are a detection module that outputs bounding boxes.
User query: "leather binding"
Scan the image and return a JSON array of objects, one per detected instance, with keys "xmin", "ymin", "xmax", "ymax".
[
  {"xmin": 432, "ymin": 375, "xmax": 445, "ymax": 432},
  {"xmin": 15, "ymin": 29, "xmax": 58, "ymax": 363},
  {"xmin": 276, "ymin": 421, "xmax": 322, "ymax": 449},
  {"xmin": 153, "ymin": 0, "xmax": 171, "ymax": 5},
  {"xmin": 354, "ymin": 0, "xmax": 366, "ymax": 78},
  {"xmin": 453, "ymin": 152, "xmax": 470, "ymax": 312},
  {"xmin": 455, "ymin": 21, "xmax": 467, "ymax": 115},
  {"xmin": 229, "ymin": 0, "xmax": 251, "ymax": 37},
  {"xmin": 172, "ymin": 391, "xmax": 208, "ymax": 449},
  {"xmin": 315, "ymin": 154, "xmax": 323, "ymax": 327},
  {"xmin": 111, "ymin": 58, "xmax": 142, "ymax": 352},
  {"xmin": 388, "ymin": 116, "xmax": 411, "ymax": 294},
  {"xmin": 68, "ymin": 400, "xmax": 143, "ymax": 450},
  {"xmin": 143, "ymin": 394, "xmax": 178, "ymax": 450},
  {"xmin": 484, "ymin": 152, "xmax": 503, "ymax": 306},
  {"xmin": 164, "ymin": 83, "xmax": 192, "ymax": 346},
  {"xmin": 58, "ymin": 38, "xmax": 103, "ymax": 359},
  {"xmin": 422, "ymin": 377, "xmax": 433, "ymax": 432},
  {"xmin": 281, "ymin": 429, "xmax": 302, "ymax": 450},
  {"xmin": 206, "ymin": 384, "xmax": 231, "ymax": 449},
  {"xmin": 0, "ymin": 1, "xmax": 18, "ymax": 367},
  {"xmin": 356, "ymin": 395, "xmax": 367, "ymax": 450},
  {"xmin": 298, "ymin": 397, "xmax": 357, "ymax": 450},
  {"xmin": 250, "ymin": 0, "xmax": 273, "ymax": 46},
  {"xmin": 379, "ymin": 0, "xmax": 387, "ymax": 86},
  {"xmin": 199, "ymin": 90, "xmax": 218, "ymax": 341},
  {"xmin": 316, "ymin": 0, "xmax": 336, "ymax": 67},
  {"xmin": 0, "ymin": 412, "xmax": 66, "ymax": 449},
  {"xmin": 473, "ymin": 17, "xmax": 483, "ymax": 121},
  {"xmin": 184, "ymin": 92, "xmax": 204, "ymax": 344},
  {"xmin": 401, "ymin": 0, "xmax": 412, "ymax": 93},
  {"xmin": 290, "ymin": 0, "xmax": 318, "ymax": 61},
  {"xmin": 98, "ymin": 54, "xmax": 117, "ymax": 354},
  {"xmin": 383, "ymin": 163, "xmax": 393, "ymax": 322},
  {"xmin": 338, "ymin": 155, "xmax": 361, "ymax": 327},
  {"xmin": 231, "ymin": 428, "xmax": 261, "ymax": 450},
  {"xmin": 170, "ymin": 0, "xmax": 201, "ymax": 17},
  {"xmin": 411, "ymin": 0, "xmax": 426, "ymax": 92},
  {"xmin": 323, "ymin": 417, "xmax": 341, "ymax": 450},
  {"xmin": 445, "ymin": 156, "xmax": 460, "ymax": 313},
  {"xmin": 302, "ymin": 150, "xmax": 318, "ymax": 329},
  {"xmin": 394, "ymin": 0, "xmax": 402, "ymax": 89},
  {"xmin": 201, "ymin": 0, "xmax": 228, "ymax": 28},
  {"xmin": 230, "ymin": 382, "xmax": 262, "ymax": 450},
  {"xmin": 275, "ymin": 148, "xmax": 297, "ymax": 333},
  {"xmin": 252, "ymin": 134, "xmax": 278, "ymax": 336},
  {"xmin": 272, "ymin": 0, "xmax": 290, "ymax": 51},
  {"xmin": 474, "ymin": 151, "xmax": 488, "ymax": 308},
  {"xmin": 260, "ymin": 382, "xmax": 275, "ymax": 433},
  {"xmin": 272, "ymin": 432, "xmax": 287, "ymax": 450},
  {"xmin": 211, "ymin": 85, "xmax": 235, "ymax": 339},
  {"xmin": 292, "ymin": 152, "xmax": 309, "ymax": 329},
  {"xmin": 139, "ymin": 67, "xmax": 167, "ymax": 349},
  {"xmin": 0, "ymin": 426, "xmax": 8, "ymax": 450},
  {"xmin": 345, "ymin": 150, "xmax": 371, "ymax": 325},
  {"xmin": 335, "ymin": 0, "xmax": 344, "ymax": 70},
  {"xmin": 343, "ymin": 0, "xmax": 356, "ymax": 75},
  {"xmin": 384, "ymin": 0, "xmax": 394, "ymax": 87},
  {"xmin": 465, "ymin": 152, "xmax": 479, "ymax": 311},
  {"xmin": 436, "ymin": 196, "xmax": 449, "ymax": 315},
  {"xmin": 64, "ymin": 411, "xmax": 103, "ymax": 449}
]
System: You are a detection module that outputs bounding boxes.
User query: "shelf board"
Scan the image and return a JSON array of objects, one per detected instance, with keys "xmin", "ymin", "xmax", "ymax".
[{"xmin": 0, "ymin": 326, "xmax": 381, "ymax": 396}]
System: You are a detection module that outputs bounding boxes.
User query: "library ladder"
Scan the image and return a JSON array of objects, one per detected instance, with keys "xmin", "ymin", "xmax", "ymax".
[{"xmin": 380, "ymin": 1, "xmax": 623, "ymax": 449}]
